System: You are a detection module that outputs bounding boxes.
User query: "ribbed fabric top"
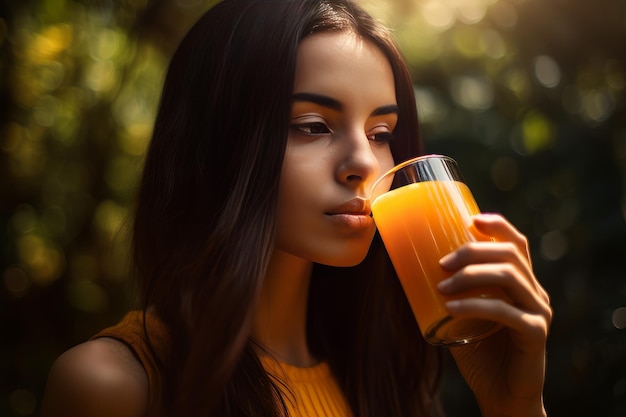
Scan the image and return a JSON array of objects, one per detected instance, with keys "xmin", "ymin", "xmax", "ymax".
[
  {"xmin": 93, "ymin": 311, "xmax": 353, "ymax": 416},
  {"xmin": 91, "ymin": 311, "xmax": 167, "ymax": 410},
  {"xmin": 260, "ymin": 356, "xmax": 353, "ymax": 417}
]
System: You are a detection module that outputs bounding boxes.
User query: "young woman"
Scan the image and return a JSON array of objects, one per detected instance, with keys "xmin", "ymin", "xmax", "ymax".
[{"xmin": 40, "ymin": 1, "xmax": 552, "ymax": 416}]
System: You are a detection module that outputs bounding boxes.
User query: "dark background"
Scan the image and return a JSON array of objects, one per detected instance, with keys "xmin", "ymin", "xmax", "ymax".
[{"xmin": 1, "ymin": 0, "xmax": 625, "ymax": 416}]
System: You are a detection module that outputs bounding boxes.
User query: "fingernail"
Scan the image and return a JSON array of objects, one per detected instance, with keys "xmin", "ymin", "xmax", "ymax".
[
  {"xmin": 439, "ymin": 252, "xmax": 456, "ymax": 268},
  {"xmin": 437, "ymin": 278, "xmax": 454, "ymax": 293},
  {"xmin": 475, "ymin": 213, "xmax": 500, "ymax": 224},
  {"xmin": 446, "ymin": 300, "xmax": 462, "ymax": 312}
]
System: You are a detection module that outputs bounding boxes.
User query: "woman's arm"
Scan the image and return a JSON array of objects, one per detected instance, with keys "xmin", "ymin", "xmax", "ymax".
[{"xmin": 39, "ymin": 338, "xmax": 149, "ymax": 417}]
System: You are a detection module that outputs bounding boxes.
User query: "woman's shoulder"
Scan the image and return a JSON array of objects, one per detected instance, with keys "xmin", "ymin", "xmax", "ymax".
[{"xmin": 39, "ymin": 337, "xmax": 148, "ymax": 417}]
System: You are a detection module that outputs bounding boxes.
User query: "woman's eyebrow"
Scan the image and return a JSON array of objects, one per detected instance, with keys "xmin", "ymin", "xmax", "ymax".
[
  {"xmin": 292, "ymin": 92, "xmax": 398, "ymax": 117},
  {"xmin": 371, "ymin": 104, "xmax": 399, "ymax": 117},
  {"xmin": 292, "ymin": 92, "xmax": 342, "ymax": 111}
]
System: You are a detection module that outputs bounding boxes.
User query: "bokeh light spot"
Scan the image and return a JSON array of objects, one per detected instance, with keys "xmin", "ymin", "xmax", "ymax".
[
  {"xmin": 456, "ymin": 1, "xmax": 488, "ymax": 25},
  {"xmin": 104, "ymin": 156, "xmax": 141, "ymax": 196},
  {"xmin": 452, "ymin": 26, "xmax": 484, "ymax": 57},
  {"xmin": 38, "ymin": 61, "xmax": 65, "ymax": 91},
  {"xmin": 612, "ymin": 307, "xmax": 626, "ymax": 329},
  {"xmin": 92, "ymin": 28, "xmax": 125, "ymax": 60},
  {"xmin": 94, "ymin": 200, "xmax": 126, "ymax": 243},
  {"xmin": 533, "ymin": 55, "xmax": 561, "ymax": 88},
  {"xmin": 580, "ymin": 88, "xmax": 614, "ymax": 125},
  {"xmin": 29, "ymin": 23, "xmax": 73, "ymax": 63},
  {"xmin": 450, "ymin": 75, "xmax": 494, "ymax": 111},
  {"xmin": 16, "ymin": 234, "xmax": 65, "ymax": 286},
  {"xmin": 396, "ymin": 26, "xmax": 442, "ymax": 63},
  {"xmin": 119, "ymin": 122, "xmax": 152, "ymax": 156},
  {"xmin": 540, "ymin": 230, "xmax": 568, "ymax": 261},
  {"xmin": 84, "ymin": 59, "xmax": 118, "ymax": 94},
  {"xmin": 421, "ymin": 1, "xmax": 455, "ymax": 30},
  {"xmin": 4, "ymin": 266, "xmax": 31, "ymax": 298},
  {"xmin": 66, "ymin": 280, "xmax": 109, "ymax": 313},
  {"xmin": 489, "ymin": 1, "xmax": 518, "ymax": 28},
  {"xmin": 33, "ymin": 94, "xmax": 59, "ymax": 127},
  {"xmin": 504, "ymin": 68, "xmax": 531, "ymax": 100},
  {"xmin": 605, "ymin": 60, "xmax": 625, "ymax": 90},
  {"xmin": 521, "ymin": 111, "xmax": 555, "ymax": 153},
  {"xmin": 480, "ymin": 29, "xmax": 507, "ymax": 59},
  {"xmin": 9, "ymin": 389, "xmax": 37, "ymax": 416},
  {"xmin": 415, "ymin": 87, "xmax": 448, "ymax": 125}
]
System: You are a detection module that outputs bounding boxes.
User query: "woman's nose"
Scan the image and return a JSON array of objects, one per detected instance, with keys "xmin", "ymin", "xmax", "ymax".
[{"xmin": 336, "ymin": 132, "xmax": 380, "ymax": 188}]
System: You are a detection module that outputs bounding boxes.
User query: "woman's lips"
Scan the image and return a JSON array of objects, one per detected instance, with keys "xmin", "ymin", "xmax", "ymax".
[
  {"xmin": 326, "ymin": 212, "xmax": 374, "ymax": 229},
  {"xmin": 325, "ymin": 198, "xmax": 373, "ymax": 229}
]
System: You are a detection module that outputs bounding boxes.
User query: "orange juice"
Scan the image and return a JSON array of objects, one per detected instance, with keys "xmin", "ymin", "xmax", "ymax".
[{"xmin": 372, "ymin": 180, "xmax": 501, "ymax": 344}]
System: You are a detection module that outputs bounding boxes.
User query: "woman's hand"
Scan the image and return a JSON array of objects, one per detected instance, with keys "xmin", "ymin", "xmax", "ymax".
[{"xmin": 437, "ymin": 213, "xmax": 552, "ymax": 417}]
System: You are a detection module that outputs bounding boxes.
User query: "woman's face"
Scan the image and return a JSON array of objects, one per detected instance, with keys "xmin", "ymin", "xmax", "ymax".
[{"xmin": 275, "ymin": 31, "xmax": 397, "ymax": 267}]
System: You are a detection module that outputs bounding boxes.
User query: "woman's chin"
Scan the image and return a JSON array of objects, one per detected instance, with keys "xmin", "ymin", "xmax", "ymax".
[{"xmin": 316, "ymin": 249, "xmax": 370, "ymax": 268}]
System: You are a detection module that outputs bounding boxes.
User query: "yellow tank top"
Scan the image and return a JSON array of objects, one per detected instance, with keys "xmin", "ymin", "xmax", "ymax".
[
  {"xmin": 260, "ymin": 355, "xmax": 353, "ymax": 417},
  {"xmin": 93, "ymin": 311, "xmax": 353, "ymax": 417}
]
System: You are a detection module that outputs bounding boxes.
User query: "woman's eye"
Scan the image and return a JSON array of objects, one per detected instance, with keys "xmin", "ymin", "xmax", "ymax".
[
  {"xmin": 368, "ymin": 131, "xmax": 395, "ymax": 144},
  {"xmin": 292, "ymin": 122, "xmax": 331, "ymax": 135}
]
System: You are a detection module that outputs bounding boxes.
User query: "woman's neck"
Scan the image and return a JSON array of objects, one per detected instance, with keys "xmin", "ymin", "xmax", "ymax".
[{"xmin": 253, "ymin": 249, "xmax": 316, "ymax": 367}]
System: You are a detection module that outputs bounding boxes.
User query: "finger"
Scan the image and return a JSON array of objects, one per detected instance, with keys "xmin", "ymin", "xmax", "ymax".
[
  {"xmin": 441, "ymin": 237, "xmax": 550, "ymax": 306},
  {"xmin": 440, "ymin": 241, "xmax": 530, "ymax": 273},
  {"xmin": 445, "ymin": 298, "xmax": 551, "ymax": 351},
  {"xmin": 440, "ymin": 241, "xmax": 537, "ymax": 294},
  {"xmin": 437, "ymin": 263, "xmax": 550, "ymax": 314},
  {"xmin": 472, "ymin": 213, "xmax": 530, "ymax": 261}
]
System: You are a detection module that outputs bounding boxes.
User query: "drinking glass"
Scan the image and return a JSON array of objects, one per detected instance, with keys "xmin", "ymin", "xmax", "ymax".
[{"xmin": 371, "ymin": 154, "xmax": 502, "ymax": 346}]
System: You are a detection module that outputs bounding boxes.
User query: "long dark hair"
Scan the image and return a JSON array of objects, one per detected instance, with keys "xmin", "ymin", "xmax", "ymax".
[{"xmin": 132, "ymin": 0, "xmax": 440, "ymax": 416}]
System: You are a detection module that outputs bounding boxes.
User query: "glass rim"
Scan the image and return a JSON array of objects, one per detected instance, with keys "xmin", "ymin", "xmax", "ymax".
[{"xmin": 371, "ymin": 154, "xmax": 457, "ymax": 196}]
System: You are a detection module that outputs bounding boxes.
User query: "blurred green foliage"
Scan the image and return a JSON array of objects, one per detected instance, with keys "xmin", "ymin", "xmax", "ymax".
[{"xmin": 1, "ymin": 0, "xmax": 625, "ymax": 416}]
